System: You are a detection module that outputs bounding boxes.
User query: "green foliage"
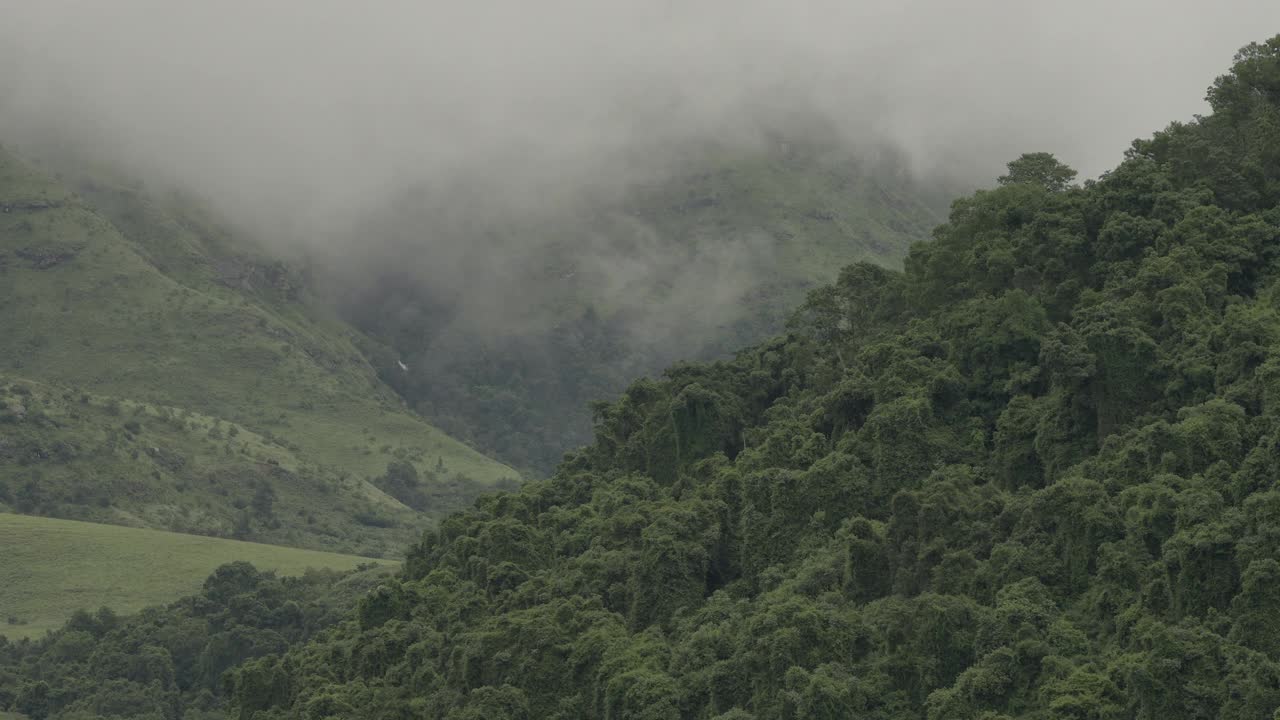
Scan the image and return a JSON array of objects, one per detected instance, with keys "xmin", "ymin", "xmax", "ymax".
[
  {"xmin": 180, "ymin": 38, "xmax": 1280, "ymax": 720},
  {"xmin": 0, "ymin": 561, "xmax": 391, "ymax": 720},
  {"xmin": 998, "ymin": 152, "xmax": 1079, "ymax": 192},
  {"xmin": 6, "ymin": 35, "xmax": 1280, "ymax": 720}
]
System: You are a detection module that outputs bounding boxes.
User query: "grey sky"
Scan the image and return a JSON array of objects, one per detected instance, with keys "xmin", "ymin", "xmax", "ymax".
[{"xmin": 1, "ymin": 1, "xmax": 1277, "ymax": 236}]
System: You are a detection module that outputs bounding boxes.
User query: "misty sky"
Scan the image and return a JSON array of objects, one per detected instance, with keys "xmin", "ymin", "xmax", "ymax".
[{"xmin": 2, "ymin": 1, "xmax": 1279, "ymax": 234}]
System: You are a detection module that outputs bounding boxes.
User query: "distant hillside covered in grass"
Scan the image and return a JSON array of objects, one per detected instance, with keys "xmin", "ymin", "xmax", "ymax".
[
  {"xmin": 0, "ymin": 146, "xmax": 517, "ymax": 555},
  {"xmin": 0, "ymin": 513, "xmax": 394, "ymax": 639}
]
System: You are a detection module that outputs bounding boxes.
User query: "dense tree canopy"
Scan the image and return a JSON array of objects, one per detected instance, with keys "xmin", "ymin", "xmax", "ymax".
[
  {"xmin": 208, "ymin": 37, "xmax": 1280, "ymax": 720},
  {"xmin": 6, "ymin": 35, "xmax": 1280, "ymax": 720}
]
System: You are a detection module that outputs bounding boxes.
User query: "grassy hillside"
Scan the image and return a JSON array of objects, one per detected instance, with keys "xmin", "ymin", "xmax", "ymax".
[
  {"xmin": 0, "ymin": 146, "xmax": 518, "ymax": 554},
  {"xmin": 0, "ymin": 513, "xmax": 394, "ymax": 639}
]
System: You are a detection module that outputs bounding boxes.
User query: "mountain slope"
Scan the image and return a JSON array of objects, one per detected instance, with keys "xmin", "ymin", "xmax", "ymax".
[
  {"xmin": 216, "ymin": 37, "xmax": 1280, "ymax": 719},
  {"xmin": 0, "ymin": 147, "xmax": 517, "ymax": 555}
]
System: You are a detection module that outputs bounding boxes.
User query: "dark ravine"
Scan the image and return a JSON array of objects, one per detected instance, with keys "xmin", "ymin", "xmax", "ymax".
[{"xmin": 342, "ymin": 145, "xmax": 949, "ymax": 477}]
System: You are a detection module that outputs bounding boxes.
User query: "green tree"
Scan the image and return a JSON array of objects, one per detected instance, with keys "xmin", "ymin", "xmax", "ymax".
[{"xmin": 998, "ymin": 152, "xmax": 1078, "ymax": 192}]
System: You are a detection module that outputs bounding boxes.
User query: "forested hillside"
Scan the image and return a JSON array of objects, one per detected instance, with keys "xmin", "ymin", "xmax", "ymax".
[
  {"xmin": 193, "ymin": 37, "xmax": 1280, "ymax": 719},
  {"xmin": 0, "ymin": 561, "xmax": 393, "ymax": 719},
  {"xmin": 0, "ymin": 150, "xmax": 517, "ymax": 555}
]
